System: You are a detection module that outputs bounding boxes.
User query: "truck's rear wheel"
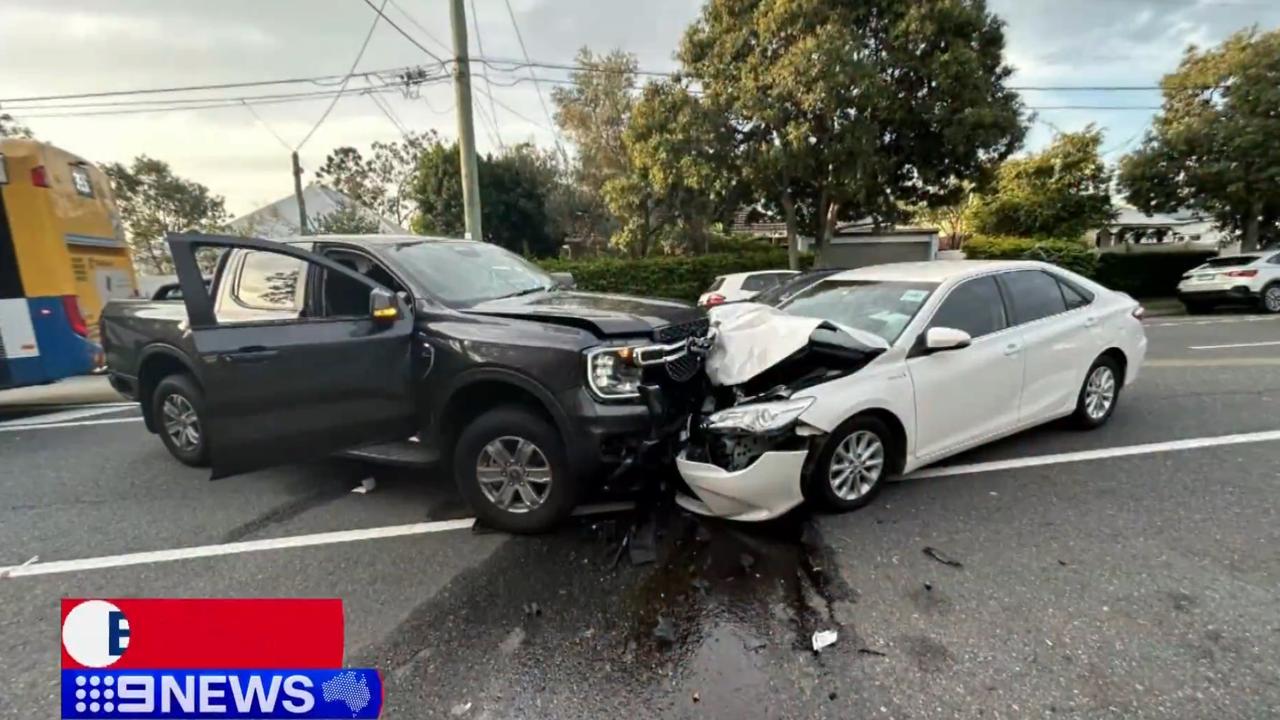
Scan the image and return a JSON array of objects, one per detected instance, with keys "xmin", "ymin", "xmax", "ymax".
[
  {"xmin": 152, "ymin": 374, "xmax": 210, "ymax": 467},
  {"xmin": 453, "ymin": 407, "xmax": 578, "ymax": 533}
]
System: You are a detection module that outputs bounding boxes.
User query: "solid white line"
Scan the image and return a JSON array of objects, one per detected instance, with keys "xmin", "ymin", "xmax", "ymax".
[
  {"xmin": 0, "ymin": 416, "xmax": 143, "ymax": 433},
  {"xmin": 909, "ymin": 429, "xmax": 1280, "ymax": 480},
  {"xmin": 1, "ymin": 518, "xmax": 478, "ymax": 579},
  {"xmin": 1147, "ymin": 315, "xmax": 1279, "ymax": 328},
  {"xmin": 1189, "ymin": 340, "xmax": 1280, "ymax": 351},
  {"xmin": 0, "ymin": 405, "xmax": 138, "ymax": 428},
  {"xmin": 0, "ymin": 500, "xmax": 638, "ymax": 579}
]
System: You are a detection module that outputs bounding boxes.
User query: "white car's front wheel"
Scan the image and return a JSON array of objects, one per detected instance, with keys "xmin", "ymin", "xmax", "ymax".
[{"xmin": 804, "ymin": 415, "xmax": 896, "ymax": 513}]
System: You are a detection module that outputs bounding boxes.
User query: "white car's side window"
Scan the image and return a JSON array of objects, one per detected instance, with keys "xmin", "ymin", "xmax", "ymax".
[
  {"xmin": 1001, "ymin": 270, "xmax": 1068, "ymax": 326},
  {"xmin": 928, "ymin": 276, "xmax": 1008, "ymax": 339}
]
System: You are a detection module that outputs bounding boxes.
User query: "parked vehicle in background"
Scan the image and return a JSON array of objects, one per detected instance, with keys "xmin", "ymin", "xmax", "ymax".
[
  {"xmin": 101, "ymin": 233, "xmax": 709, "ymax": 533},
  {"xmin": 698, "ymin": 270, "xmax": 798, "ymax": 307},
  {"xmin": 1176, "ymin": 252, "xmax": 1280, "ymax": 314},
  {"xmin": 751, "ymin": 268, "xmax": 843, "ymax": 307},
  {"xmin": 678, "ymin": 260, "xmax": 1148, "ymax": 522},
  {"xmin": 0, "ymin": 139, "xmax": 135, "ymax": 390}
]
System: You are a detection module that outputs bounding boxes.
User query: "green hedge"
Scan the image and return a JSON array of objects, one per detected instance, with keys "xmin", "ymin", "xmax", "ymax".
[
  {"xmin": 1095, "ymin": 251, "xmax": 1217, "ymax": 298},
  {"xmin": 539, "ymin": 251, "xmax": 805, "ymax": 303},
  {"xmin": 963, "ymin": 235, "xmax": 1098, "ymax": 277}
]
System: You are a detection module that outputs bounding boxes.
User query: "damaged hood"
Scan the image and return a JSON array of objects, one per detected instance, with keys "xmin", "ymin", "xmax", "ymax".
[
  {"xmin": 705, "ymin": 303, "xmax": 889, "ymax": 387},
  {"xmin": 465, "ymin": 291, "xmax": 703, "ymax": 338}
]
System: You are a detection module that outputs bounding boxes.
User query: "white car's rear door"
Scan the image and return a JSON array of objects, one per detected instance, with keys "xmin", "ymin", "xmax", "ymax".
[
  {"xmin": 907, "ymin": 275, "xmax": 1023, "ymax": 459},
  {"xmin": 997, "ymin": 270, "xmax": 1098, "ymax": 423}
]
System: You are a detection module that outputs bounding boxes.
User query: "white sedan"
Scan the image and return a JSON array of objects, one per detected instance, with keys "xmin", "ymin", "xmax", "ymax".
[
  {"xmin": 676, "ymin": 260, "xmax": 1148, "ymax": 521},
  {"xmin": 698, "ymin": 270, "xmax": 799, "ymax": 307}
]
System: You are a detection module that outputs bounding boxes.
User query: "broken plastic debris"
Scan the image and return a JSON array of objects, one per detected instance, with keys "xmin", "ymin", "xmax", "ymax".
[
  {"xmin": 449, "ymin": 701, "xmax": 472, "ymax": 716},
  {"xmin": 923, "ymin": 546, "xmax": 963, "ymax": 568},
  {"xmin": 351, "ymin": 477, "xmax": 377, "ymax": 494},
  {"xmin": 812, "ymin": 629, "xmax": 838, "ymax": 652},
  {"xmin": 653, "ymin": 615, "xmax": 677, "ymax": 644}
]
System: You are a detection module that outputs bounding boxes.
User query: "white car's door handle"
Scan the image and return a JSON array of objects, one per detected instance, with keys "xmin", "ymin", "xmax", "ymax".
[{"xmin": 1003, "ymin": 342, "xmax": 1021, "ymax": 357}]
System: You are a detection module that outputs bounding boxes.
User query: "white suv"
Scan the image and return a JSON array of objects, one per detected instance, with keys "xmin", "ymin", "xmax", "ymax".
[
  {"xmin": 698, "ymin": 270, "xmax": 798, "ymax": 307},
  {"xmin": 1177, "ymin": 252, "xmax": 1280, "ymax": 314}
]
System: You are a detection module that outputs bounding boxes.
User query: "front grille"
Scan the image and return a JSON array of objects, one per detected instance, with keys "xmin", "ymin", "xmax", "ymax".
[{"xmin": 654, "ymin": 318, "xmax": 709, "ymax": 343}]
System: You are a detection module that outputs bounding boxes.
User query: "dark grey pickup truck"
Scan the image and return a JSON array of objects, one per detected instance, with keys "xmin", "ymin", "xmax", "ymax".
[{"xmin": 101, "ymin": 233, "xmax": 708, "ymax": 533}]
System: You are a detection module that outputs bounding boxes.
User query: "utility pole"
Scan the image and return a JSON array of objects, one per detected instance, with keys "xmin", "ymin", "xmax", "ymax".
[
  {"xmin": 291, "ymin": 151, "xmax": 309, "ymax": 235},
  {"xmin": 449, "ymin": 0, "xmax": 483, "ymax": 242}
]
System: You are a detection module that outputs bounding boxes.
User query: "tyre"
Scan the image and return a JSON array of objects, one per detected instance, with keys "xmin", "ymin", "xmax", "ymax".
[
  {"xmin": 453, "ymin": 407, "xmax": 578, "ymax": 533},
  {"xmin": 1072, "ymin": 355, "xmax": 1122, "ymax": 429},
  {"xmin": 1261, "ymin": 283, "xmax": 1280, "ymax": 314},
  {"xmin": 152, "ymin": 374, "xmax": 210, "ymax": 467},
  {"xmin": 804, "ymin": 414, "xmax": 895, "ymax": 513}
]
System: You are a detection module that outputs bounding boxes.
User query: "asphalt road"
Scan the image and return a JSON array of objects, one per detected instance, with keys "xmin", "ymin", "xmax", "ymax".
[{"xmin": 2, "ymin": 312, "xmax": 1279, "ymax": 719}]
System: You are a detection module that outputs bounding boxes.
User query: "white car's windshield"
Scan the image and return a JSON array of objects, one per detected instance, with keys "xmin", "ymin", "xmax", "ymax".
[
  {"xmin": 382, "ymin": 240, "xmax": 554, "ymax": 306},
  {"xmin": 780, "ymin": 279, "xmax": 939, "ymax": 344}
]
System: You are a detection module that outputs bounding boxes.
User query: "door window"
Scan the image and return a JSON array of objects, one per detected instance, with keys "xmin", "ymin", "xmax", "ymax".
[
  {"xmin": 215, "ymin": 250, "xmax": 306, "ymax": 323},
  {"xmin": 1001, "ymin": 270, "xmax": 1068, "ymax": 325},
  {"xmin": 318, "ymin": 250, "xmax": 403, "ymax": 318},
  {"xmin": 1057, "ymin": 277, "xmax": 1093, "ymax": 310},
  {"xmin": 929, "ymin": 275, "xmax": 1007, "ymax": 338},
  {"xmin": 742, "ymin": 273, "xmax": 779, "ymax": 292}
]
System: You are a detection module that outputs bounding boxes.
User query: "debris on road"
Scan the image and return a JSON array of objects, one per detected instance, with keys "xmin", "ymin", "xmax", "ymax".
[
  {"xmin": 923, "ymin": 546, "xmax": 963, "ymax": 568},
  {"xmin": 450, "ymin": 701, "xmax": 472, "ymax": 716},
  {"xmin": 522, "ymin": 602, "xmax": 542, "ymax": 618},
  {"xmin": 351, "ymin": 477, "xmax": 377, "ymax": 494},
  {"xmin": 858, "ymin": 647, "xmax": 888, "ymax": 657},
  {"xmin": 812, "ymin": 629, "xmax": 838, "ymax": 652},
  {"xmin": 739, "ymin": 552, "xmax": 756, "ymax": 572},
  {"xmin": 653, "ymin": 615, "xmax": 677, "ymax": 645}
]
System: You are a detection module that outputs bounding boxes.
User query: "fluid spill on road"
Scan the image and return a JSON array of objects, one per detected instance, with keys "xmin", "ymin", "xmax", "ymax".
[{"xmin": 356, "ymin": 486, "xmax": 862, "ymax": 718}]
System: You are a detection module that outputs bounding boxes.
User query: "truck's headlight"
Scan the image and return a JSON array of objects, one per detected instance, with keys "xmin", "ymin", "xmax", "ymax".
[
  {"xmin": 587, "ymin": 347, "xmax": 642, "ymax": 399},
  {"xmin": 704, "ymin": 397, "xmax": 814, "ymax": 434}
]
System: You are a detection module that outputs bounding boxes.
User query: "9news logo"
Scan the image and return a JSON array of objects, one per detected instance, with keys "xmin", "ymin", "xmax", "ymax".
[{"xmin": 60, "ymin": 598, "xmax": 382, "ymax": 719}]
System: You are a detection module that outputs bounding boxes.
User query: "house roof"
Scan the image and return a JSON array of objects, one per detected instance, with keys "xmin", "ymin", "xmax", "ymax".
[{"xmin": 227, "ymin": 185, "xmax": 404, "ymax": 238}]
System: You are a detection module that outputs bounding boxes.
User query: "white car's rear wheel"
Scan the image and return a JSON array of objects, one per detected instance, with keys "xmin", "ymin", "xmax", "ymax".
[{"xmin": 1261, "ymin": 283, "xmax": 1280, "ymax": 314}]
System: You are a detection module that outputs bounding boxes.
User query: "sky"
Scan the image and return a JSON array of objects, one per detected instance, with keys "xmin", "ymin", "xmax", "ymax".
[{"xmin": 2, "ymin": 0, "xmax": 1278, "ymax": 218}]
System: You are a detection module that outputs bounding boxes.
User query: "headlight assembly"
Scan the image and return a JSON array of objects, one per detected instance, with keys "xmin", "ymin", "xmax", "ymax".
[
  {"xmin": 704, "ymin": 397, "xmax": 814, "ymax": 434},
  {"xmin": 586, "ymin": 346, "xmax": 643, "ymax": 399}
]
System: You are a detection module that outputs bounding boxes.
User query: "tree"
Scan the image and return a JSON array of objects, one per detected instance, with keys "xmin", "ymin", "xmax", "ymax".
[
  {"xmin": 411, "ymin": 139, "xmax": 561, "ymax": 257},
  {"xmin": 0, "ymin": 113, "xmax": 34, "ymax": 138},
  {"xmin": 967, "ymin": 126, "xmax": 1114, "ymax": 239},
  {"xmin": 609, "ymin": 80, "xmax": 740, "ymax": 255},
  {"xmin": 551, "ymin": 48, "xmax": 640, "ymax": 245},
  {"xmin": 315, "ymin": 131, "xmax": 433, "ymax": 228},
  {"xmin": 102, "ymin": 156, "xmax": 229, "ymax": 274},
  {"xmin": 680, "ymin": 0, "xmax": 1026, "ymax": 267},
  {"xmin": 910, "ymin": 185, "xmax": 976, "ymax": 246},
  {"xmin": 1120, "ymin": 28, "xmax": 1280, "ymax": 252}
]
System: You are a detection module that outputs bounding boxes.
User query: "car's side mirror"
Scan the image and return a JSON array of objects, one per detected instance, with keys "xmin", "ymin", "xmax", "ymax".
[
  {"xmin": 370, "ymin": 287, "xmax": 399, "ymax": 323},
  {"xmin": 925, "ymin": 326, "xmax": 971, "ymax": 352},
  {"xmin": 549, "ymin": 271, "xmax": 575, "ymax": 290}
]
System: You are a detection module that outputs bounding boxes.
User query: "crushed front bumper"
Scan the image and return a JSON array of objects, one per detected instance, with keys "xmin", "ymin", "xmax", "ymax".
[{"xmin": 675, "ymin": 449, "xmax": 809, "ymax": 522}]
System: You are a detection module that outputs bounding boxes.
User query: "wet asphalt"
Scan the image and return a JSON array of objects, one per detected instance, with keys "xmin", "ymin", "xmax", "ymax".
[{"xmin": 2, "ymin": 311, "xmax": 1279, "ymax": 719}]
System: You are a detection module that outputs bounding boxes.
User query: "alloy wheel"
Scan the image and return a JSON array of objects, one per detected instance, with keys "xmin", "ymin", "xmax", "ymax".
[
  {"xmin": 829, "ymin": 430, "xmax": 885, "ymax": 501},
  {"xmin": 1084, "ymin": 365, "xmax": 1116, "ymax": 420},
  {"xmin": 1265, "ymin": 286, "xmax": 1280, "ymax": 313},
  {"xmin": 162, "ymin": 393, "xmax": 201, "ymax": 452},
  {"xmin": 475, "ymin": 436, "xmax": 553, "ymax": 514}
]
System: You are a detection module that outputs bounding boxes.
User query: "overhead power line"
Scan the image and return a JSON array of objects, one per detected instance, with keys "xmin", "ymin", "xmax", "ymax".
[
  {"xmin": 469, "ymin": 0, "xmax": 504, "ymax": 148},
  {"xmin": 296, "ymin": 0, "xmax": 389, "ymax": 150},
  {"xmin": 385, "ymin": 0, "xmax": 452, "ymax": 56},
  {"xmin": 499, "ymin": 0, "xmax": 563, "ymax": 159},
  {"xmin": 359, "ymin": 0, "xmax": 449, "ymax": 67},
  {"xmin": 14, "ymin": 86, "xmax": 412, "ymax": 119}
]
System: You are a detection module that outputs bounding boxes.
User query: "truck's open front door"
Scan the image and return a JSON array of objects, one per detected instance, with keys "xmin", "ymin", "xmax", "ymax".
[{"xmin": 169, "ymin": 233, "xmax": 417, "ymax": 479}]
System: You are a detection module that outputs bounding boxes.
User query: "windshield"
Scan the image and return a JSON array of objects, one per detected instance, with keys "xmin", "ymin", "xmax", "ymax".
[
  {"xmin": 383, "ymin": 240, "xmax": 554, "ymax": 306},
  {"xmin": 753, "ymin": 269, "xmax": 842, "ymax": 306},
  {"xmin": 779, "ymin": 279, "xmax": 938, "ymax": 344}
]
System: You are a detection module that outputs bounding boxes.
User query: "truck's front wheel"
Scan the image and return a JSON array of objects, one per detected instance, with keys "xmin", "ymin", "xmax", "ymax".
[
  {"xmin": 453, "ymin": 407, "xmax": 578, "ymax": 533},
  {"xmin": 152, "ymin": 374, "xmax": 210, "ymax": 467}
]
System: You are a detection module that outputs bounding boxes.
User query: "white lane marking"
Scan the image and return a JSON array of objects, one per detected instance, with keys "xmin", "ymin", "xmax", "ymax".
[
  {"xmin": 0, "ymin": 417, "xmax": 143, "ymax": 433},
  {"xmin": 1146, "ymin": 358, "xmax": 1280, "ymax": 367},
  {"xmin": 0, "ymin": 501, "xmax": 637, "ymax": 579},
  {"xmin": 909, "ymin": 429, "xmax": 1280, "ymax": 480},
  {"xmin": 0, "ymin": 405, "xmax": 138, "ymax": 428},
  {"xmin": 1189, "ymin": 340, "xmax": 1280, "ymax": 351},
  {"xmin": 1147, "ymin": 315, "xmax": 1279, "ymax": 328}
]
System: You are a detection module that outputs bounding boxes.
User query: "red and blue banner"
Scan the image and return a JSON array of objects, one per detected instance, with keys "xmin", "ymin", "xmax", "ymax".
[{"xmin": 60, "ymin": 599, "xmax": 381, "ymax": 719}]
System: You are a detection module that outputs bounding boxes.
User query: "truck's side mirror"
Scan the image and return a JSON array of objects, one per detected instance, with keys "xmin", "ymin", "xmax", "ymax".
[
  {"xmin": 370, "ymin": 287, "xmax": 399, "ymax": 323},
  {"xmin": 549, "ymin": 271, "xmax": 575, "ymax": 290}
]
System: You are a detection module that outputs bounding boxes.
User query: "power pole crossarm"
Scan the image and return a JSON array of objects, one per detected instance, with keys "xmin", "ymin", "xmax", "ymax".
[{"xmin": 449, "ymin": 0, "xmax": 484, "ymax": 242}]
